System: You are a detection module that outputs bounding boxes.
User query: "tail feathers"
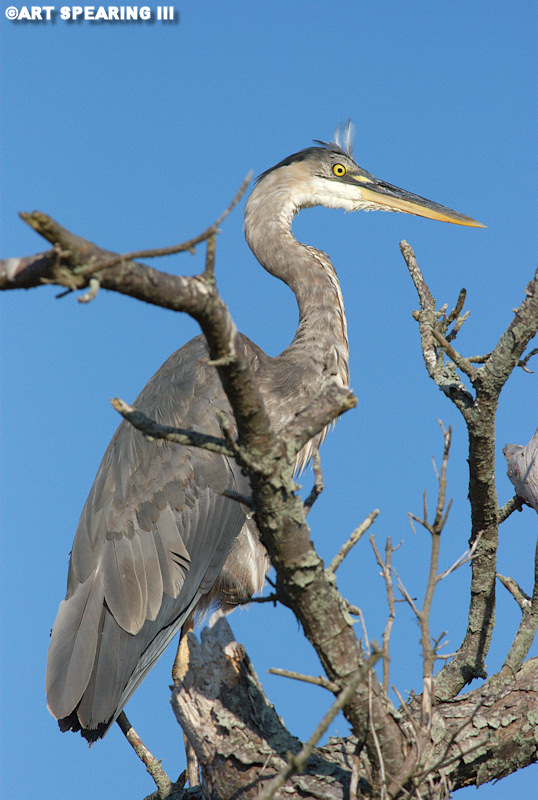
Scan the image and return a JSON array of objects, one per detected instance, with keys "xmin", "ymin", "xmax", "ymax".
[
  {"xmin": 75, "ymin": 602, "xmax": 131, "ymax": 730},
  {"xmin": 48, "ymin": 587, "xmax": 200, "ymax": 741},
  {"xmin": 58, "ymin": 710, "xmax": 109, "ymax": 743},
  {"xmin": 46, "ymin": 571, "xmax": 104, "ymax": 721}
]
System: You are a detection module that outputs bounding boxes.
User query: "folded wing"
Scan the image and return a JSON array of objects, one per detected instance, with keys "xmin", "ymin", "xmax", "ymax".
[{"xmin": 46, "ymin": 335, "xmax": 250, "ymax": 739}]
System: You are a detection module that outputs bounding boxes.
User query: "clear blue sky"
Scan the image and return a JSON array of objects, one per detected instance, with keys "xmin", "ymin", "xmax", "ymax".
[{"xmin": 1, "ymin": 2, "xmax": 536, "ymax": 798}]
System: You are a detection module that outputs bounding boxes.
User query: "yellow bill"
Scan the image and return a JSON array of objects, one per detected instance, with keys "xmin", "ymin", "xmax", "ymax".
[{"xmin": 349, "ymin": 171, "xmax": 485, "ymax": 228}]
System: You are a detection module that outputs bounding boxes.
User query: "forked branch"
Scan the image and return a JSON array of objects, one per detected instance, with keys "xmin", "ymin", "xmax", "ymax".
[{"xmin": 400, "ymin": 242, "xmax": 538, "ymax": 701}]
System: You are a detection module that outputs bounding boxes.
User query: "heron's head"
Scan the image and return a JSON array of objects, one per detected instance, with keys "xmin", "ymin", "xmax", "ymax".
[{"xmin": 253, "ymin": 121, "xmax": 484, "ymax": 227}]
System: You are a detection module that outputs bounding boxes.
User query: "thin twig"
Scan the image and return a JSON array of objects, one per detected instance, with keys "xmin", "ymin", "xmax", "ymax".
[
  {"xmin": 222, "ymin": 489, "xmax": 254, "ymax": 509},
  {"xmin": 326, "ymin": 509, "xmax": 379, "ymax": 575},
  {"xmin": 497, "ymin": 574, "xmax": 531, "ymax": 610},
  {"xmin": 235, "ymin": 593, "xmax": 281, "ymax": 606},
  {"xmin": 421, "ymin": 425, "xmax": 449, "ymax": 728},
  {"xmin": 399, "ymin": 425, "xmax": 454, "ymax": 731},
  {"xmin": 392, "ymin": 685, "xmax": 419, "ymax": 734},
  {"xmin": 368, "ymin": 673, "xmax": 387, "ymax": 800},
  {"xmin": 304, "ymin": 447, "xmax": 324, "ymax": 512},
  {"xmin": 500, "ymin": 537, "xmax": 538, "ymax": 676},
  {"xmin": 437, "ymin": 534, "xmax": 481, "ymax": 581},
  {"xmin": 268, "ymin": 667, "xmax": 339, "ymax": 692},
  {"xmin": 498, "ymin": 494, "xmax": 525, "ymax": 523},
  {"xmin": 255, "ymin": 652, "xmax": 382, "ymax": 800},
  {"xmin": 345, "ymin": 601, "xmax": 371, "ymax": 651},
  {"xmin": 467, "ymin": 352, "xmax": 492, "ymax": 363},
  {"xmin": 392, "ymin": 565, "xmax": 421, "ymax": 617},
  {"xmin": 116, "ymin": 712, "xmax": 174, "ymax": 799},
  {"xmin": 518, "ymin": 346, "xmax": 538, "ymax": 371},
  {"xmin": 81, "ymin": 173, "xmax": 252, "ymax": 278},
  {"xmin": 355, "ymin": 606, "xmax": 371, "ymax": 654},
  {"xmin": 444, "ymin": 288, "xmax": 467, "ymax": 328},
  {"xmin": 431, "ymin": 328, "xmax": 478, "ymax": 382},
  {"xmin": 111, "ymin": 397, "xmax": 235, "ymax": 456},
  {"xmin": 370, "ymin": 535, "xmax": 397, "ymax": 693}
]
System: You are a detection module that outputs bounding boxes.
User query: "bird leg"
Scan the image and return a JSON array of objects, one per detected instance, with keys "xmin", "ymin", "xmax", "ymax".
[{"xmin": 172, "ymin": 613, "xmax": 200, "ymax": 788}]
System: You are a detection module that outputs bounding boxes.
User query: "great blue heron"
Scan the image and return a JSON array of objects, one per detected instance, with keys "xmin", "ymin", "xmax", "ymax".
[{"xmin": 46, "ymin": 125, "xmax": 483, "ymax": 742}]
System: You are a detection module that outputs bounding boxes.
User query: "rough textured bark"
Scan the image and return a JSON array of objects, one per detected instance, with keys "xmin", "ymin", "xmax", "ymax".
[
  {"xmin": 430, "ymin": 659, "xmax": 538, "ymax": 790},
  {"xmin": 144, "ymin": 617, "xmax": 538, "ymax": 800},
  {"xmin": 171, "ymin": 616, "xmax": 357, "ymax": 800}
]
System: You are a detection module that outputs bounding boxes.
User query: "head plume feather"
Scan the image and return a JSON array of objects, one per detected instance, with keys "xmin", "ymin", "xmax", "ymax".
[
  {"xmin": 314, "ymin": 120, "xmax": 355, "ymax": 158},
  {"xmin": 255, "ymin": 121, "xmax": 355, "ymax": 183}
]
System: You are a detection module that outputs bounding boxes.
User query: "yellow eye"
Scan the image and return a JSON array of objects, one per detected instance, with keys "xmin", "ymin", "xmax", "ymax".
[{"xmin": 332, "ymin": 163, "xmax": 346, "ymax": 177}]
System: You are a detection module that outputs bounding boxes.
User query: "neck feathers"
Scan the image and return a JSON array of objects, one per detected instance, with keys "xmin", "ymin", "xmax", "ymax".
[{"xmin": 244, "ymin": 168, "xmax": 349, "ymax": 390}]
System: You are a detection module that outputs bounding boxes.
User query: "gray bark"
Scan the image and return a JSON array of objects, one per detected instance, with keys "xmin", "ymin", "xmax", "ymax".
[{"xmin": 143, "ymin": 617, "xmax": 538, "ymax": 800}]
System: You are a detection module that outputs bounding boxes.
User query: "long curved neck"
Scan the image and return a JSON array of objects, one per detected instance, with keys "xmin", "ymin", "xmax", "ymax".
[{"xmin": 244, "ymin": 174, "xmax": 349, "ymax": 389}]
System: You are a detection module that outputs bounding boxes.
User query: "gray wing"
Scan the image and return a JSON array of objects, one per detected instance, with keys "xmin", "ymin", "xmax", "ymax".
[{"xmin": 46, "ymin": 335, "xmax": 251, "ymax": 738}]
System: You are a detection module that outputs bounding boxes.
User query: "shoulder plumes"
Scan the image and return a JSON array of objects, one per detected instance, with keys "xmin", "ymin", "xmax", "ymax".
[{"xmin": 256, "ymin": 121, "xmax": 355, "ymax": 184}]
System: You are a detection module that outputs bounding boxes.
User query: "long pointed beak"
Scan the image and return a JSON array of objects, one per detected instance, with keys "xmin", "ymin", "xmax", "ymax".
[{"xmin": 348, "ymin": 171, "xmax": 485, "ymax": 227}]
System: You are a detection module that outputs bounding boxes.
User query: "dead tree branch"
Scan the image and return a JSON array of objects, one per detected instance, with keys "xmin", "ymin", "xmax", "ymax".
[
  {"xmin": 110, "ymin": 397, "xmax": 236, "ymax": 457},
  {"xmin": 400, "ymin": 242, "xmax": 538, "ymax": 701},
  {"xmin": 116, "ymin": 712, "xmax": 180, "ymax": 799},
  {"xmin": 4, "ymin": 200, "xmax": 537, "ymax": 797},
  {"xmin": 499, "ymin": 536, "xmax": 538, "ymax": 679},
  {"xmin": 369, "ymin": 535, "xmax": 397, "ymax": 694},
  {"xmin": 169, "ymin": 616, "xmax": 538, "ymax": 800},
  {"xmin": 326, "ymin": 510, "xmax": 380, "ymax": 575},
  {"xmin": 171, "ymin": 616, "xmax": 361, "ymax": 800},
  {"xmin": 3, "ymin": 207, "xmax": 407, "ymax": 789},
  {"xmin": 304, "ymin": 448, "xmax": 324, "ymax": 512},
  {"xmin": 0, "ymin": 175, "xmax": 250, "ymax": 294}
]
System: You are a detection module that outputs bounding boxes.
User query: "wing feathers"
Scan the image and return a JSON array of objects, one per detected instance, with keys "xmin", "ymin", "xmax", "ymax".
[
  {"xmin": 138, "ymin": 530, "xmax": 163, "ymax": 620},
  {"xmin": 153, "ymin": 504, "xmax": 190, "ymax": 597},
  {"xmin": 46, "ymin": 335, "xmax": 259, "ymax": 738},
  {"xmin": 101, "ymin": 534, "xmax": 147, "ymax": 635}
]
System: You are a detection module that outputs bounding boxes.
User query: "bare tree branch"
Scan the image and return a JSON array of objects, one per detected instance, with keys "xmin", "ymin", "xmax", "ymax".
[
  {"xmin": 498, "ymin": 494, "xmax": 526, "ymax": 523},
  {"xmin": 110, "ymin": 397, "xmax": 236, "ymax": 456},
  {"xmin": 256, "ymin": 650, "xmax": 382, "ymax": 800},
  {"xmin": 304, "ymin": 447, "xmax": 324, "ymax": 512},
  {"xmin": 497, "ymin": 574, "xmax": 531, "ymax": 610},
  {"xmin": 170, "ymin": 617, "xmax": 538, "ymax": 799},
  {"xmin": 499, "ymin": 537, "xmax": 538, "ymax": 678},
  {"xmin": 4, "ymin": 203, "xmax": 537, "ymax": 796},
  {"xmin": 326, "ymin": 510, "xmax": 380, "ymax": 575},
  {"xmin": 267, "ymin": 668, "xmax": 339, "ymax": 692},
  {"xmin": 369, "ymin": 536, "xmax": 397, "ymax": 694},
  {"xmin": 116, "ymin": 712, "xmax": 178, "ymax": 799},
  {"xmin": 0, "ymin": 176, "xmax": 251, "ymax": 294},
  {"xmin": 400, "ymin": 242, "xmax": 538, "ymax": 701},
  {"xmin": 171, "ymin": 616, "xmax": 363, "ymax": 800}
]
